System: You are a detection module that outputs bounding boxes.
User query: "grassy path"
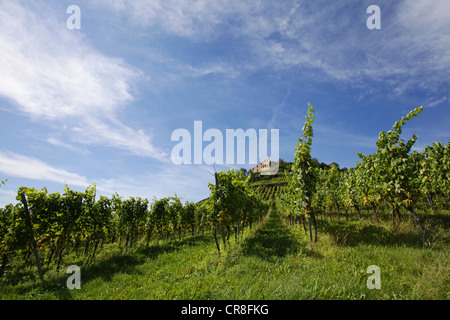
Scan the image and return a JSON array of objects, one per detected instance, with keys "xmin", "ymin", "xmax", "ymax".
[
  {"xmin": 240, "ymin": 205, "xmax": 304, "ymax": 262},
  {"xmin": 210, "ymin": 205, "xmax": 448, "ymax": 300}
]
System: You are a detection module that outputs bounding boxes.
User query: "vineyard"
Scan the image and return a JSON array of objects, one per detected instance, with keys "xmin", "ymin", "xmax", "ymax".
[
  {"xmin": 0, "ymin": 172, "xmax": 269, "ymax": 280},
  {"xmin": 279, "ymin": 105, "xmax": 449, "ymax": 247},
  {"xmin": 0, "ymin": 105, "xmax": 449, "ymax": 300},
  {"xmin": 253, "ymin": 184, "xmax": 287, "ymax": 201}
]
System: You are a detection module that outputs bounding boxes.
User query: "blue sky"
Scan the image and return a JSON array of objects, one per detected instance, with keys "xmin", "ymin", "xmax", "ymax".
[{"xmin": 0, "ymin": 0, "xmax": 449, "ymax": 206}]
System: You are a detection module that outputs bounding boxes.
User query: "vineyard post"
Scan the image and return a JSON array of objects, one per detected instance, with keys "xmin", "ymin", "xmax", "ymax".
[
  {"xmin": 213, "ymin": 172, "xmax": 221, "ymax": 257},
  {"xmin": 307, "ymin": 211, "xmax": 313, "ymax": 245},
  {"xmin": 20, "ymin": 193, "xmax": 44, "ymax": 280}
]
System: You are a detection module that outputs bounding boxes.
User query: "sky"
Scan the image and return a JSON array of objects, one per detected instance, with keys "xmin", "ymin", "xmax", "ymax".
[{"xmin": 0, "ymin": 0, "xmax": 449, "ymax": 206}]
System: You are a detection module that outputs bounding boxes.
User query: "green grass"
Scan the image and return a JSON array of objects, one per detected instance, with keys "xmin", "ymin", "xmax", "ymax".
[{"xmin": 1, "ymin": 204, "xmax": 448, "ymax": 300}]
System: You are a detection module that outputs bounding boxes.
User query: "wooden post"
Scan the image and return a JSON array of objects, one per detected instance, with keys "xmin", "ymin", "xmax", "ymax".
[
  {"xmin": 214, "ymin": 172, "xmax": 221, "ymax": 256},
  {"xmin": 308, "ymin": 215, "xmax": 313, "ymax": 243},
  {"xmin": 20, "ymin": 193, "xmax": 44, "ymax": 280},
  {"xmin": 213, "ymin": 227, "xmax": 221, "ymax": 257}
]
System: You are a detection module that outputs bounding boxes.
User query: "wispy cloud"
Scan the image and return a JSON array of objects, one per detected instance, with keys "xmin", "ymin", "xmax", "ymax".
[
  {"xmin": 78, "ymin": 163, "xmax": 214, "ymax": 203},
  {"xmin": 425, "ymin": 96, "xmax": 449, "ymax": 108},
  {"xmin": 0, "ymin": 149, "xmax": 212, "ymax": 206},
  {"xmin": 46, "ymin": 136, "xmax": 90, "ymax": 155},
  {"xmin": 141, "ymin": 50, "xmax": 241, "ymax": 83},
  {"xmin": 0, "ymin": 1, "xmax": 165, "ymax": 160},
  {"xmin": 94, "ymin": 0, "xmax": 245, "ymax": 39},
  {"xmin": 96, "ymin": 0, "xmax": 450, "ymax": 96},
  {"xmin": 0, "ymin": 151, "xmax": 90, "ymax": 187},
  {"xmin": 71, "ymin": 118, "xmax": 167, "ymax": 160},
  {"xmin": 268, "ymin": 86, "xmax": 291, "ymax": 130}
]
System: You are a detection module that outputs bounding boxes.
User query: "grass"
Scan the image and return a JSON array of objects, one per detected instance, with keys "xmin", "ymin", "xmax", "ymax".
[{"xmin": 0, "ymin": 204, "xmax": 448, "ymax": 300}]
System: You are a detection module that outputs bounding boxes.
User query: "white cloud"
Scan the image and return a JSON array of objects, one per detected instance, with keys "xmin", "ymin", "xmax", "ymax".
[
  {"xmin": 98, "ymin": 163, "xmax": 214, "ymax": 202},
  {"xmin": 0, "ymin": 2, "xmax": 133, "ymax": 119},
  {"xmin": 46, "ymin": 136, "xmax": 89, "ymax": 155},
  {"xmin": 0, "ymin": 1, "xmax": 165, "ymax": 160},
  {"xmin": 71, "ymin": 118, "xmax": 167, "ymax": 160},
  {"xmin": 100, "ymin": 0, "xmax": 449, "ymax": 95},
  {"xmin": 0, "ymin": 151, "xmax": 90, "ymax": 187},
  {"xmin": 159, "ymin": 53, "xmax": 239, "ymax": 80},
  {"xmin": 94, "ymin": 0, "xmax": 245, "ymax": 39},
  {"xmin": 425, "ymin": 96, "xmax": 449, "ymax": 108},
  {"xmin": 0, "ymin": 150, "xmax": 212, "ymax": 205}
]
